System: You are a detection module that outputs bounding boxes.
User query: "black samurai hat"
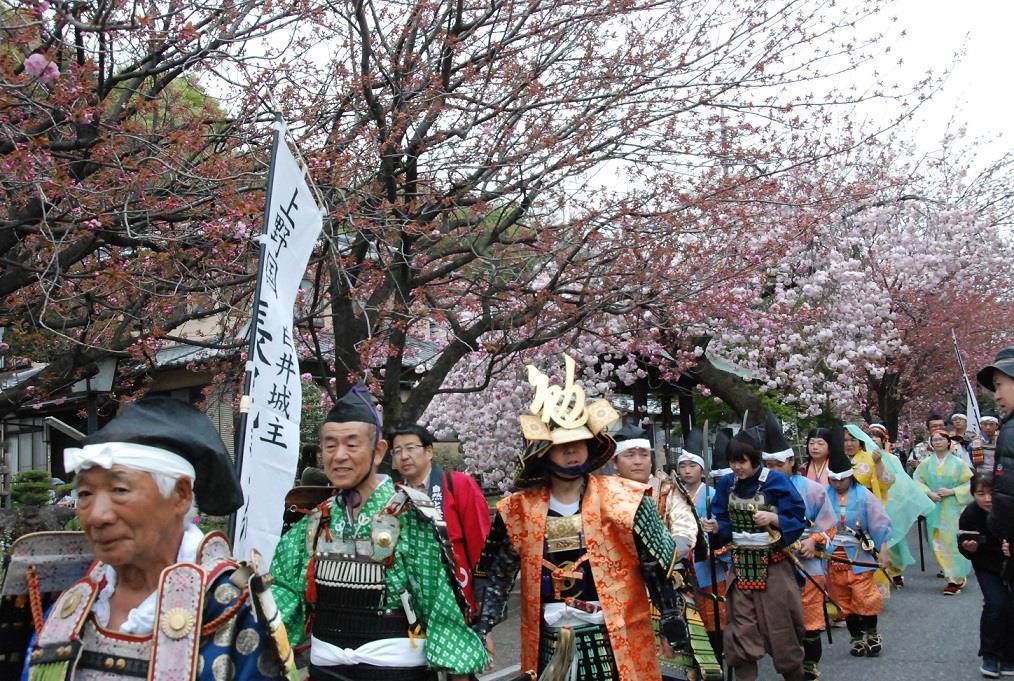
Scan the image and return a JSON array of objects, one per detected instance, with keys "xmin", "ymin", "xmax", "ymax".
[
  {"xmin": 326, "ymin": 383, "xmax": 382, "ymax": 427},
  {"xmin": 761, "ymin": 411, "xmax": 794, "ymax": 462},
  {"xmin": 826, "ymin": 421, "xmax": 853, "ymax": 481},
  {"xmin": 710, "ymin": 427, "xmax": 734, "ymax": 478},
  {"xmin": 73, "ymin": 396, "xmax": 243, "ymax": 515}
]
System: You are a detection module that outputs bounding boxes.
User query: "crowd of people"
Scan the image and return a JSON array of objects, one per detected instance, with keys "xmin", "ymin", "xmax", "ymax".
[{"xmin": 9, "ymin": 346, "xmax": 1014, "ymax": 681}]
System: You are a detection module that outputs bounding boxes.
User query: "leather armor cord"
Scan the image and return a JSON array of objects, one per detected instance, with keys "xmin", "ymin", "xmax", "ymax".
[
  {"xmin": 201, "ymin": 589, "xmax": 250, "ymax": 637},
  {"xmin": 26, "ymin": 568, "xmax": 45, "ymax": 633}
]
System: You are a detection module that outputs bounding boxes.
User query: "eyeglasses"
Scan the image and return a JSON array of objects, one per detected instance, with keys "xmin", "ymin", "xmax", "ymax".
[{"xmin": 392, "ymin": 443, "xmax": 425, "ymax": 456}]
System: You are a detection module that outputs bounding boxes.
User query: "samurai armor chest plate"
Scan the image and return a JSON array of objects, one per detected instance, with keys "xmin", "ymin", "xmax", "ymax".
[
  {"xmin": 727, "ymin": 491, "xmax": 773, "ymax": 535},
  {"xmin": 727, "ymin": 491, "xmax": 775, "ymax": 590},
  {"xmin": 545, "ymin": 513, "xmax": 584, "ymax": 555},
  {"xmin": 75, "ymin": 619, "xmax": 152, "ymax": 680},
  {"xmin": 541, "ymin": 513, "xmax": 598, "ymax": 603},
  {"xmin": 312, "ymin": 552, "xmax": 410, "ymax": 648},
  {"xmin": 314, "ymin": 552, "xmax": 387, "ymax": 611}
]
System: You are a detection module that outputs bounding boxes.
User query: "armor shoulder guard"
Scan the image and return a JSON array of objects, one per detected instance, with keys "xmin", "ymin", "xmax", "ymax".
[
  {"xmin": 197, "ymin": 531, "xmax": 238, "ymax": 579},
  {"xmin": 387, "ymin": 483, "xmax": 472, "ymax": 621},
  {"xmin": 303, "ymin": 506, "xmax": 325, "ymax": 556}
]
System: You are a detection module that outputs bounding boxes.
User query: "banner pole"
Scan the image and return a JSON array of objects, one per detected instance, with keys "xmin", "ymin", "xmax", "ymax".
[
  {"xmin": 228, "ymin": 115, "xmax": 284, "ymax": 543},
  {"xmin": 952, "ymin": 329, "xmax": 982, "ymax": 435}
]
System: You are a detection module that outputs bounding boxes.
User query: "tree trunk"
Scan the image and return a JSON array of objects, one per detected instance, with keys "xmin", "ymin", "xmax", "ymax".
[
  {"xmin": 870, "ymin": 371, "xmax": 904, "ymax": 440},
  {"xmin": 691, "ymin": 354, "xmax": 765, "ymax": 428}
]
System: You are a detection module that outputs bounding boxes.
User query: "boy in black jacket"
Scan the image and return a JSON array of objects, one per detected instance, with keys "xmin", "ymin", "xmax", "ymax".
[{"xmin": 959, "ymin": 473, "xmax": 1014, "ymax": 678}]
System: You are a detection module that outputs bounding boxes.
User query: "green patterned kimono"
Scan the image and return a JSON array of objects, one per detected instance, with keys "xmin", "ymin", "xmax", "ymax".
[
  {"xmin": 913, "ymin": 454, "xmax": 973, "ymax": 582},
  {"xmin": 270, "ymin": 478, "xmax": 489, "ymax": 675}
]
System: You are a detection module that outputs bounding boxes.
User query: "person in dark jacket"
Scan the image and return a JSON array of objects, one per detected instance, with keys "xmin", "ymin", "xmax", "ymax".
[
  {"xmin": 976, "ymin": 348, "xmax": 1014, "ymax": 550},
  {"xmin": 958, "ymin": 473, "xmax": 1014, "ymax": 678}
]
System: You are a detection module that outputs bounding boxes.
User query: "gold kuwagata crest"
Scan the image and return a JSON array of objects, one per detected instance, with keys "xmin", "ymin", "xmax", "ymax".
[{"xmin": 519, "ymin": 355, "xmax": 618, "ymax": 444}]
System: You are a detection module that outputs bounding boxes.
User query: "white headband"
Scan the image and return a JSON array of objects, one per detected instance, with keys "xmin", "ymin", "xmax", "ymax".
[
  {"xmin": 762, "ymin": 448, "xmax": 794, "ymax": 462},
  {"xmin": 951, "ymin": 413, "xmax": 966, "ymax": 420},
  {"xmin": 65, "ymin": 442, "xmax": 195, "ymax": 480},
  {"xmin": 710, "ymin": 467, "xmax": 731, "ymax": 478},
  {"xmin": 827, "ymin": 468, "xmax": 854, "ymax": 481},
  {"xmin": 614, "ymin": 438, "xmax": 651, "ymax": 455},
  {"xmin": 677, "ymin": 452, "xmax": 705, "ymax": 469},
  {"xmin": 981, "ymin": 415, "xmax": 999, "ymax": 423}
]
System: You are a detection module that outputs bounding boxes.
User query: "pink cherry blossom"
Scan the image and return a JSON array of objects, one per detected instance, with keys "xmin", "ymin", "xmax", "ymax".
[{"xmin": 24, "ymin": 54, "xmax": 59, "ymax": 83}]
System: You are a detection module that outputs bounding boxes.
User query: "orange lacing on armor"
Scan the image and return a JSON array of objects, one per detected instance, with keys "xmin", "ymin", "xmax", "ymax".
[
  {"xmin": 26, "ymin": 568, "xmax": 45, "ymax": 633},
  {"xmin": 541, "ymin": 555, "xmax": 589, "ymax": 600},
  {"xmin": 200, "ymin": 589, "xmax": 249, "ymax": 637}
]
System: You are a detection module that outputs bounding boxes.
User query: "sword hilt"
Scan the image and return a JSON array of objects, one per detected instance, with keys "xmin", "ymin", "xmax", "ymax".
[{"xmin": 747, "ymin": 503, "xmax": 782, "ymax": 543}]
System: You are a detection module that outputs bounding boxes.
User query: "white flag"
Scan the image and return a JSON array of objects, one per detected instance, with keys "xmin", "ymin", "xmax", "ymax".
[
  {"xmin": 234, "ymin": 124, "xmax": 323, "ymax": 566},
  {"xmin": 953, "ymin": 331, "xmax": 982, "ymax": 437}
]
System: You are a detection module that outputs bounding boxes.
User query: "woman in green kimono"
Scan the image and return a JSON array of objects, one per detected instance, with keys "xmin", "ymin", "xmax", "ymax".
[{"xmin": 913, "ymin": 429, "xmax": 973, "ymax": 595}]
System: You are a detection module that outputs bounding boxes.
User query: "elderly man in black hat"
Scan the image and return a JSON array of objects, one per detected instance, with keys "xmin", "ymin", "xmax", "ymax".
[
  {"xmin": 21, "ymin": 396, "xmax": 292, "ymax": 681},
  {"xmin": 270, "ymin": 385, "xmax": 488, "ymax": 681},
  {"xmin": 977, "ymin": 348, "xmax": 1014, "ymax": 551}
]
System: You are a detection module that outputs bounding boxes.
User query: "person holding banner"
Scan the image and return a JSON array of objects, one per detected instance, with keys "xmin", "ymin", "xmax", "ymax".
[
  {"xmin": 22, "ymin": 397, "xmax": 294, "ymax": 681},
  {"xmin": 270, "ymin": 385, "xmax": 489, "ymax": 681},
  {"xmin": 972, "ymin": 410, "xmax": 1002, "ymax": 474}
]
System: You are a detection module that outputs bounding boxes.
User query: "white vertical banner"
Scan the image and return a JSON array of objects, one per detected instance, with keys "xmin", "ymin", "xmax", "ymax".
[
  {"xmin": 234, "ymin": 122, "xmax": 323, "ymax": 565},
  {"xmin": 953, "ymin": 330, "xmax": 982, "ymax": 437}
]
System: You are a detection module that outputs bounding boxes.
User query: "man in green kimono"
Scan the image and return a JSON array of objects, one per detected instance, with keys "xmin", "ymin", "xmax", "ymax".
[{"xmin": 270, "ymin": 385, "xmax": 489, "ymax": 681}]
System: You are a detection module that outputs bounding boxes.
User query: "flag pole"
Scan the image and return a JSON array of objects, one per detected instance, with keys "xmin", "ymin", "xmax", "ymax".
[
  {"xmin": 228, "ymin": 114, "xmax": 284, "ymax": 543},
  {"xmin": 952, "ymin": 329, "xmax": 982, "ymax": 435}
]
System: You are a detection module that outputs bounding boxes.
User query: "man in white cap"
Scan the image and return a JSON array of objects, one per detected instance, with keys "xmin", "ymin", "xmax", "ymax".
[
  {"xmin": 971, "ymin": 410, "xmax": 1001, "ymax": 474},
  {"xmin": 612, "ymin": 423, "xmax": 715, "ymax": 679},
  {"xmin": 612, "ymin": 423, "xmax": 657, "ymax": 489},
  {"xmin": 22, "ymin": 396, "xmax": 292, "ymax": 681}
]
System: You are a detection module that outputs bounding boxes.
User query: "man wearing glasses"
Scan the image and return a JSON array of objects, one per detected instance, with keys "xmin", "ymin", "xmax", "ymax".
[{"xmin": 389, "ymin": 423, "xmax": 491, "ymax": 616}]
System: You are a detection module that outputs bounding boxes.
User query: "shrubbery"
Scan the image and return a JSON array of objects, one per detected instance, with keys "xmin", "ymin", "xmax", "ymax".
[{"xmin": 11, "ymin": 470, "xmax": 53, "ymax": 507}]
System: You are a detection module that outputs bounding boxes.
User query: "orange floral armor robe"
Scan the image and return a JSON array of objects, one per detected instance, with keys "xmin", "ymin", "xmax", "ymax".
[{"xmin": 472, "ymin": 475, "xmax": 686, "ymax": 681}]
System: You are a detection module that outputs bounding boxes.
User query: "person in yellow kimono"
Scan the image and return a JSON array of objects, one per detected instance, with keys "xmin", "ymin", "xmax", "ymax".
[
  {"xmin": 844, "ymin": 425, "xmax": 894, "ymax": 503},
  {"xmin": 851, "ymin": 424, "xmax": 935, "ymax": 589},
  {"xmin": 913, "ymin": 429, "xmax": 974, "ymax": 594}
]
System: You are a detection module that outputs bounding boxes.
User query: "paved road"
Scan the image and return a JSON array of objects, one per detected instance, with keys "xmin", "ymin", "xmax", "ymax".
[{"xmin": 481, "ymin": 531, "xmax": 986, "ymax": 680}]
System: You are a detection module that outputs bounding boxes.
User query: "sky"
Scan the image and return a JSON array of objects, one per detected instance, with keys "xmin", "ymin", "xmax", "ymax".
[{"xmin": 885, "ymin": 0, "xmax": 1014, "ymax": 156}]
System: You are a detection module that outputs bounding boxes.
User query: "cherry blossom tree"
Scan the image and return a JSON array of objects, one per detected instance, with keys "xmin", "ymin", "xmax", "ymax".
[
  {"xmin": 1, "ymin": 0, "xmax": 947, "ymax": 445},
  {"xmin": 0, "ymin": 0, "xmax": 309, "ymax": 415},
  {"xmin": 424, "ymin": 140, "xmax": 1014, "ymax": 482},
  {"xmin": 272, "ymin": 0, "xmax": 925, "ymax": 425},
  {"xmin": 690, "ymin": 141, "xmax": 1014, "ymax": 436}
]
